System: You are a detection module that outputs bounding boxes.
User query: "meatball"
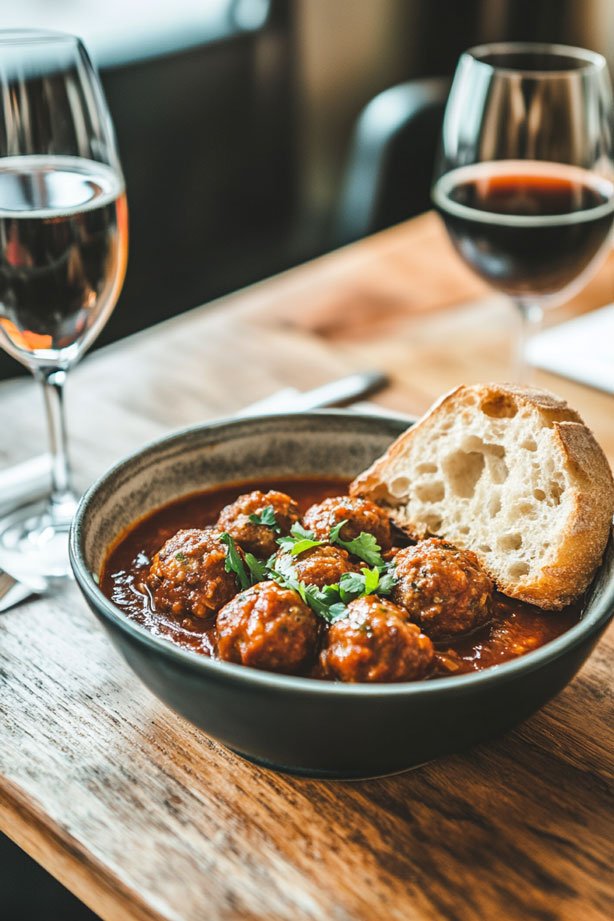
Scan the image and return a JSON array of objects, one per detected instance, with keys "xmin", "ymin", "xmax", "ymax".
[
  {"xmin": 322, "ymin": 596, "xmax": 433, "ymax": 683},
  {"xmin": 392, "ymin": 538, "xmax": 493, "ymax": 638},
  {"xmin": 274, "ymin": 544, "xmax": 358, "ymax": 588},
  {"xmin": 147, "ymin": 529, "xmax": 238, "ymax": 618},
  {"xmin": 216, "ymin": 580, "xmax": 319, "ymax": 674},
  {"xmin": 217, "ymin": 490, "xmax": 299, "ymax": 557},
  {"xmin": 302, "ymin": 496, "xmax": 392, "ymax": 550}
]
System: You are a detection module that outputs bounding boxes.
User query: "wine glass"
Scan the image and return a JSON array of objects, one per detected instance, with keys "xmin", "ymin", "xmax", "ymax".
[
  {"xmin": 0, "ymin": 30, "xmax": 128, "ymax": 586},
  {"xmin": 432, "ymin": 42, "xmax": 614, "ymax": 380}
]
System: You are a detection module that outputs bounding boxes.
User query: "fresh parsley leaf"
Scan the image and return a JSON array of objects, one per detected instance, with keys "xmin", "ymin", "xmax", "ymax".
[
  {"xmin": 329, "ymin": 521, "xmax": 386, "ymax": 569},
  {"xmin": 302, "ymin": 584, "xmax": 331, "ymax": 618},
  {"xmin": 248, "ymin": 505, "xmax": 280, "ymax": 532},
  {"xmin": 271, "ymin": 551, "xmax": 296, "ymax": 582},
  {"xmin": 318, "ymin": 583, "xmax": 341, "ymax": 602},
  {"xmin": 338, "ymin": 570, "xmax": 368, "ymax": 603},
  {"xmin": 174, "ymin": 551, "xmax": 187, "ymax": 562},
  {"xmin": 337, "ymin": 567, "xmax": 379, "ymax": 602},
  {"xmin": 219, "ymin": 532, "xmax": 250, "ymax": 591},
  {"xmin": 343, "ymin": 533, "xmax": 385, "ymax": 569},
  {"xmin": 290, "ymin": 538, "xmax": 324, "ymax": 556},
  {"xmin": 337, "ymin": 564, "xmax": 397, "ymax": 602},
  {"xmin": 268, "ymin": 565, "xmax": 348, "ymax": 624},
  {"xmin": 362, "ymin": 566, "xmax": 380, "ymax": 594},
  {"xmin": 304, "ymin": 584, "xmax": 348, "ymax": 623},
  {"xmin": 277, "ymin": 521, "xmax": 324, "ymax": 557},
  {"xmin": 291, "ymin": 522, "xmax": 317, "ymax": 540},
  {"xmin": 244, "ymin": 552, "xmax": 268, "ymax": 583},
  {"xmin": 273, "ymin": 569, "xmax": 310, "ymax": 607},
  {"xmin": 326, "ymin": 602, "xmax": 349, "ymax": 623},
  {"xmin": 328, "ymin": 521, "xmax": 347, "ymax": 544},
  {"xmin": 269, "ymin": 560, "xmax": 299, "ymax": 591},
  {"xmin": 377, "ymin": 568, "xmax": 398, "ymax": 595}
]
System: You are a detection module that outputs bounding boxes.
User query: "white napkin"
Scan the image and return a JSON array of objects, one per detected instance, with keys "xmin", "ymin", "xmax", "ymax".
[
  {"xmin": 527, "ymin": 304, "xmax": 614, "ymax": 395},
  {"xmin": 0, "ymin": 454, "xmax": 51, "ymax": 518}
]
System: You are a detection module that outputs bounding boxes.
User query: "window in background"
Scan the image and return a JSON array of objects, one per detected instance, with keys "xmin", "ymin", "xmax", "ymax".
[{"xmin": 0, "ymin": 1, "xmax": 266, "ymax": 66}]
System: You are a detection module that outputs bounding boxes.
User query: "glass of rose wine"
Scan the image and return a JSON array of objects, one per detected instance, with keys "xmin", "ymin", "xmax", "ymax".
[
  {"xmin": 432, "ymin": 43, "xmax": 614, "ymax": 380},
  {"xmin": 0, "ymin": 30, "xmax": 128, "ymax": 585}
]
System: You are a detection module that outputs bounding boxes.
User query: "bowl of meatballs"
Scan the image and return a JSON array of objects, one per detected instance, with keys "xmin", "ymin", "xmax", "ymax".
[{"xmin": 70, "ymin": 410, "xmax": 613, "ymax": 778}]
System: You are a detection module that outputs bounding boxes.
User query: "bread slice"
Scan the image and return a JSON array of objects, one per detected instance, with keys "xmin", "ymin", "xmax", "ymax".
[{"xmin": 351, "ymin": 383, "xmax": 614, "ymax": 609}]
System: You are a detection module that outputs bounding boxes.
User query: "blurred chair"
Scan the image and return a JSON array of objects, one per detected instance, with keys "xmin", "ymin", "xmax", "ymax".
[
  {"xmin": 334, "ymin": 77, "xmax": 449, "ymax": 247},
  {"xmin": 0, "ymin": 1, "xmax": 296, "ymax": 382}
]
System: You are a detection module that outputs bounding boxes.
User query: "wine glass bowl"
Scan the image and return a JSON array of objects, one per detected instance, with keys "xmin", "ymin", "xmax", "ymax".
[
  {"xmin": 0, "ymin": 157, "xmax": 127, "ymax": 368},
  {"xmin": 0, "ymin": 30, "xmax": 127, "ymax": 586},
  {"xmin": 432, "ymin": 43, "xmax": 614, "ymax": 377}
]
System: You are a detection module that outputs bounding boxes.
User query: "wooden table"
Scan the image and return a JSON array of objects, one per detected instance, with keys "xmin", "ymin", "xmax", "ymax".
[{"xmin": 1, "ymin": 212, "xmax": 612, "ymax": 921}]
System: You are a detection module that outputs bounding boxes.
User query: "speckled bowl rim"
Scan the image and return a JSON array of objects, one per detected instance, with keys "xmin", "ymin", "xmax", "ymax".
[{"xmin": 70, "ymin": 410, "xmax": 614, "ymax": 697}]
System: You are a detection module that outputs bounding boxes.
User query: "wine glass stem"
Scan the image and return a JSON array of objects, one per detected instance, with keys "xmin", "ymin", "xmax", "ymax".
[
  {"xmin": 36, "ymin": 367, "xmax": 76, "ymax": 514},
  {"xmin": 515, "ymin": 299, "xmax": 544, "ymax": 383}
]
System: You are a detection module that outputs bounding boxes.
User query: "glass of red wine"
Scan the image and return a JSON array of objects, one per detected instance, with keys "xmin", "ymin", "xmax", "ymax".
[
  {"xmin": 432, "ymin": 43, "xmax": 614, "ymax": 380},
  {"xmin": 0, "ymin": 31, "xmax": 128, "ymax": 586}
]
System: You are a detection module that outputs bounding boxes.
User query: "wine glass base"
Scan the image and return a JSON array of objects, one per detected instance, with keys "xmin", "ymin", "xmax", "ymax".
[{"xmin": 0, "ymin": 498, "xmax": 78, "ymax": 590}]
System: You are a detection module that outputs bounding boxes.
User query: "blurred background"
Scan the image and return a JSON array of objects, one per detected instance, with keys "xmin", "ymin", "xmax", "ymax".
[
  {"xmin": 2, "ymin": 1, "xmax": 614, "ymax": 917},
  {"xmin": 0, "ymin": 0, "xmax": 613, "ymax": 373}
]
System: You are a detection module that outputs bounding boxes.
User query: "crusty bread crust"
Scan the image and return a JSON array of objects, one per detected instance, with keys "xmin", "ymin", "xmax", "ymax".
[{"xmin": 351, "ymin": 383, "xmax": 614, "ymax": 609}]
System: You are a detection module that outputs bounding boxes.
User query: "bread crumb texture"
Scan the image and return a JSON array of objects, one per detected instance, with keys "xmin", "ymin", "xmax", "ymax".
[{"xmin": 351, "ymin": 384, "xmax": 614, "ymax": 609}]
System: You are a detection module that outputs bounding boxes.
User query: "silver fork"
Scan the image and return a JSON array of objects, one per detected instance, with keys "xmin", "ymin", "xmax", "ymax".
[{"xmin": 0, "ymin": 569, "xmax": 33, "ymax": 612}]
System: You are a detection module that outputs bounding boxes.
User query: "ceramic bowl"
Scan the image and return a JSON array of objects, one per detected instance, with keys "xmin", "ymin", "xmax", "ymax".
[{"xmin": 70, "ymin": 411, "xmax": 613, "ymax": 779}]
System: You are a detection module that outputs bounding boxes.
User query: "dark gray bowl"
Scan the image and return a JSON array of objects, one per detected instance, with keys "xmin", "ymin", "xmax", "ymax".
[{"xmin": 70, "ymin": 411, "xmax": 614, "ymax": 779}]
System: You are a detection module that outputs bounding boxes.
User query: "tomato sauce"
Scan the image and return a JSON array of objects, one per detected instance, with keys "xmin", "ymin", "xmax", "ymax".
[{"xmin": 100, "ymin": 478, "xmax": 582, "ymax": 680}]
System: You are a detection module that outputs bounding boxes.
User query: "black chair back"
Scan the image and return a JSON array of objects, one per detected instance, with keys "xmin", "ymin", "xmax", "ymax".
[{"xmin": 334, "ymin": 77, "xmax": 450, "ymax": 247}]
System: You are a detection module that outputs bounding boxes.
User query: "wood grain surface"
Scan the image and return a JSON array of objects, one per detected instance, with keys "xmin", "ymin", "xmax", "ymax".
[{"xmin": 1, "ymin": 212, "xmax": 613, "ymax": 921}]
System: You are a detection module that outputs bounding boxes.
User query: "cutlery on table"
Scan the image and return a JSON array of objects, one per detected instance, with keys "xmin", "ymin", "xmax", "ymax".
[
  {"xmin": 0, "ymin": 371, "xmax": 391, "ymax": 515},
  {"xmin": 237, "ymin": 370, "xmax": 389, "ymax": 416}
]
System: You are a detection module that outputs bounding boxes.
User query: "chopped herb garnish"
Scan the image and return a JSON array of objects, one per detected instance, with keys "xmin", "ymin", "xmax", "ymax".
[
  {"xmin": 265, "ymin": 552, "xmax": 278, "ymax": 570},
  {"xmin": 302, "ymin": 584, "xmax": 335, "ymax": 618},
  {"xmin": 271, "ymin": 551, "xmax": 296, "ymax": 581},
  {"xmin": 336, "ymin": 566, "xmax": 397, "ymax": 603},
  {"xmin": 248, "ymin": 505, "xmax": 280, "ymax": 532},
  {"xmin": 287, "ymin": 537, "xmax": 324, "ymax": 556},
  {"xmin": 318, "ymin": 583, "xmax": 342, "ymax": 603},
  {"xmin": 305, "ymin": 586, "xmax": 347, "ymax": 623},
  {"xmin": 301, "ymin": 582, "xmax": 348, "ymax": 624},
  {"xmin": 277, "ymin": 522, "xmax": 324, "ymax": 557},
  {"xmin": 242, "ymin": 526, "xmax": 397, "ymax": 624},
  {"xmin": 219, "ymin": 532, "xmax": 250, "ymax": 591},
  {"xmin": 244, "ymin": 552, "xmax": 268, "ymax": 583},
  {"xmin": 377, "ymin": 569, "xmax": 397, "ymax": 595},
  {"xmin": 337, "ymin": 570, "xmax": 367, "ymax": 603},
  {"xmin": 362, "ymin": 566, "xmax": 380, "ymax": 594},
  {"xmin": 268, "ymin": 562, "xmax": 304, "ymax": 597},
  {"xmin": 174, "ymin": 551, "xmax": 187, "ymax": 562},
  {"xmin": 268, "ymin": 564, "xmax": 348, "ymax": 624},
  {"xmin": 329, "ymin": 521, "xmax": 386, "ymax": 569}
]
